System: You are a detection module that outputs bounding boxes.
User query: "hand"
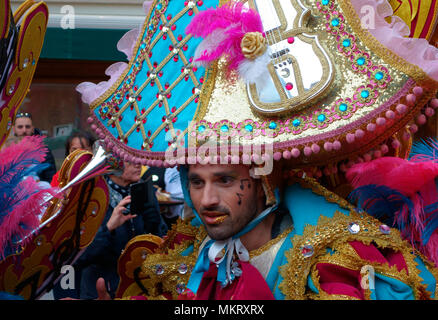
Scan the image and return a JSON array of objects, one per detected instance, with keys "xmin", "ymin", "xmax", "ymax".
[
  {"xmin": 59, "ymin": 277, "xmax": 112, "ymax": 300},
  {"xmin": 106, "ymin": 195, "xmax": 137, "ymax": 232},
  {"xmin": 96, "ymin": 277, "xmax": 111, "ymax": 300}
]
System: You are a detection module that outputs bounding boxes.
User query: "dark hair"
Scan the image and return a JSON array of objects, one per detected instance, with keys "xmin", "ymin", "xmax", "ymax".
[{"xmin": 65, "ymin": 131, "xmax": 96, "ymax": 157}]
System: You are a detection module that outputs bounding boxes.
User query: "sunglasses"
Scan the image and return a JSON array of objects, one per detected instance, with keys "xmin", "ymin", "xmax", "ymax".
[{"xmin": 16, "ymin": 112, "xmax": 32, "ymax": 119}]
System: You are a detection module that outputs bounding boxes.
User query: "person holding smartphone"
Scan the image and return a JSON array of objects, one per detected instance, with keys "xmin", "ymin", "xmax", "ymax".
[{"xmin": 75, "ymin": 161, "xmax": 168, "ymax": 299}]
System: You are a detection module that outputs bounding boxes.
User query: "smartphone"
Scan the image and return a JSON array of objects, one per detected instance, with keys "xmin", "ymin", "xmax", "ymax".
[{"xmin": 129, "ymin": 177, "xmax": 153, "ymax": 215}]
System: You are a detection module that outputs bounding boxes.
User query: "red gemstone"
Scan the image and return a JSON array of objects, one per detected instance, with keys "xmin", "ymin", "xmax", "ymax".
[
  {"xmin": 119, "ymin": 116, "xmax": 123, "ymax": 121},
  {"xmin": 130, "ymin": 105, "xmax": 134, "ymax": 110},
  {"xmin": 165, "ymin": 82, "xmax": 170, "ymax": 89},
  {"xmin": 153, "ymin": 62, "xmax": 158, "ymax": 68},
  {"xmin": 167, "ymin": 14, "xmax": 172, "ymax": 20},
  {"xmin": 183, "ymin": 44, "xmax": 188, "ymax": 51},
  {"xmin": 173, "ymin": 56, "xmax": 179, "ymax": 62},
  {"xmin": 111, "ymin": 123, "xmax": 116, "ymax": 128},
  {"xmin": 200, "ymin": 77, "xmax": 204, "ymax": 83},
  {"xmin": 285, "ymin": 83, "xmax": 294, "ymax": 90},
  {"xmin": 167, "ymin": 93, "xmax": 172, "ymax": 99},
  {"xmin": 172, "ymin": 117, "xmax": 177, "ymax": 123},
  {"xmin": 141, "ymin": 108, "xmax": 145, "ymax": 114},
  {"xmin": 171, "ymin": 107, "xmax": 176, "ymax": 113},
  {"xmin": 148, "ymin": 52, "xmax": 152, "ymax": 58},
  {"xmin": 185, "ymin": 75, "xmax": 189, "ymax": 81},
  {"xmin": 162, "ymin": 116, "xmax": 166, "ymax": 122},
  {"xmin": 169, "ymin": 45, "xmax": 174, "ymax": 51},
  {"xmin": 193, "ymin": 66, "xmax": 198, "ymax": 72},
  {"xmin": 150, "ymin": 81, "xmax": 155, "ymax": 87},
  {"xmin": 287, "ymin": 37, "xmax": 295, "ymax": 44},
  {"xmin": 195, "ymin": 97, "xmax": 199, "ymax": 103},
  {"xmin": 137, "ymin": 96, "xmax": 142, "ymax": 101},
  {"xmin": 148, "ymin": 130, "xmax": 151, "ymax": 137},
  {"xmin": 171, "ymin": 25, "xmax": 176, "ymax": 31},
  {"xmin": 197, "ymin": 0, "xmax": 203, "ymax": 5},
  {"xmin": 136, "ymin": 127, "xmax": 140, "ymax": 132},
  {"xmin": 158, "ymin": 71, "xmax": 163, "ymax": 77},
  {"xmin": 188, "ymin": 10, "xmax": 193, "ymax": 16},
  {"xmin": 134, "ymin": 86, "xmax": 138, "ymax": 91},
  {"xmin": 178, "ymin": 35, "xmax": 183, "ymax": 41},
  {"xmin": 162, "ymin": 34, "xmax": 167, "ymax": 40},
  {"xmin": 165, "ymin": 126, "xmax": 169, "ymax": 132}
]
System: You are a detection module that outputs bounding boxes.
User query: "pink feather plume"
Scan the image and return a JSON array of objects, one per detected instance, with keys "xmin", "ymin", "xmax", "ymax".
[
  {"xmin": 0, "ymin": 136, "xmax": 62, "ymax": 258},
  {"xmin": 346, "ymin": 156, "xmax": 438, "ymax": 266},
  {"xmin": 185, "ymin": 2, "xmax": 264, "ymax": 71}
]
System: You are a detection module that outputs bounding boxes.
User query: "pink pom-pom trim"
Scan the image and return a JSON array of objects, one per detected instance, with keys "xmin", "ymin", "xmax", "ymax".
[
  {"xmin": 303, "ymin": 146, "xmax": 312, "ymax": 157},
  {"xmin": 412, "ymin": 86, "xmax": 423, "ymax": 96},
  {"xmin": 291, "ymin": 148, "xmax": 300, "ymax": 158},
  {"xmin": 311, "ymin": 144, "xmax": 320, "ymax": 154},
  {"xmin": 406, "ymin": 94, "xmax": 416, "ymax": 106},
  {"xmin": 367, "ymin": 123, "xmax": 376, "ymax": 132},
  {"xmin": 346, "ymin": 133, "xmax": 355, "ymax": 144},
  {"xmin": 396, "ymin": 104, "xmax": 408, "ymax": 114},
  {"xmin": 430, "ymin": 98, "xmax": 438, "ymax": 109}
]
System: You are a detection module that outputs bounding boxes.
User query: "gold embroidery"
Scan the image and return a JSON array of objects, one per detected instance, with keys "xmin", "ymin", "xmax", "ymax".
[{"xmin": 249, "ymin": 227, "xmax": 293, "ymax": 259}]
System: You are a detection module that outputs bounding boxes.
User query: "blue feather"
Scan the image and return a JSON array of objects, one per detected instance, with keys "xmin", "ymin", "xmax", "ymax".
[
  {"xmin": 348, "ymin": 184, "xmax": 413, "ymax": 227},
  {"xmin": 422, "ymin": 203, "xmax": 438, "ymax": 244},
  {"xmin": 409, "ymin": 137, "xmax": 438, "ymax": 162}
]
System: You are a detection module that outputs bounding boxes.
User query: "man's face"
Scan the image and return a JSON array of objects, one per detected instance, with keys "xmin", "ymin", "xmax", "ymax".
[
  {"xmin": 188, "ymin": 164, "xmax": 264, "ymax": 240},
  {"xmin": 13, "ymin": 117, "xmax": 33, "ymax": 137},
  {"xmin": 121, "ymin": 162, "xmax": 142, "ymax": 184}
]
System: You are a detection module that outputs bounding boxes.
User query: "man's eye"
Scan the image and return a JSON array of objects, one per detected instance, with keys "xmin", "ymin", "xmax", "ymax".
[
  {"xmin": 190, "ymin": 179, "xmax": 204, "ymax": 188},
  {"xmin": 219, "ymin": 176, "xmax": 234, "ymax": 184}
]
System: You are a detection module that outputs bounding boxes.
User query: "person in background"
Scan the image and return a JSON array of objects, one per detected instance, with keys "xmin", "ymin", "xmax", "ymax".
[
  {"xmin": 75, "ymin": 161, "xmax": 168, "ymax": 299},
  {"xmin": 161, "ymin": 166, "xmax": 185, "ymax": 228},
  {"xmin": 50, "ymin": 131, "xmax": 95, "ymax": 187},
  {"xmin": 13, "ymin": 112, "xmax": 56, "ymax": 183}
]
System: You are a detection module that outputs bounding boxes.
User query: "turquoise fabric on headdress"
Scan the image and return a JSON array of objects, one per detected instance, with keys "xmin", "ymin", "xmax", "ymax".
[{"xmin": 93, "ymin": 1, "xmax": 219, "ymax": 153}]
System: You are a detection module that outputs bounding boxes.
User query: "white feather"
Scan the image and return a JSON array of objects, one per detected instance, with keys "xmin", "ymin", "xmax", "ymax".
[{"xmin": 237, "ymin": 50, "xmax": 270, "ymax": 85}]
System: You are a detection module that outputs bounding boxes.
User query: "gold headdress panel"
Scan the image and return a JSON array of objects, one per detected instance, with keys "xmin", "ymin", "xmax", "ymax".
[
  {"xmin": 0, "ymin": 0, "xmax": 49, "ymax": 148},
  {"xmin": 81, "ymin": 0, "xmax": 438, "ymax": 201}
]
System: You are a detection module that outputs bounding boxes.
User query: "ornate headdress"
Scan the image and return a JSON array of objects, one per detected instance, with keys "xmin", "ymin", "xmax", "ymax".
[
  {"xmin": 80, "ymin": 0, "xmax": 438, "ymax": 180},
  {"xmin": 78, "ymin": 0, "xmax": 438, "ymax": 287}
]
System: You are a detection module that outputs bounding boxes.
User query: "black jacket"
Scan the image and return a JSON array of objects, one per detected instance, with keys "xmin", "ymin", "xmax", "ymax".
[
  {"xmin": 33, "ymin": 128, "xmax": 56, "ymax": 183},
  {"xmin": 76, "ymin": 176, "xmax": 168, "ymax": 299}
]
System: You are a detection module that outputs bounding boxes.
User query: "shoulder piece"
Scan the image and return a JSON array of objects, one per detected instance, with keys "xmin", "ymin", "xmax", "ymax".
[
  {"xmin": 116, "ymin": 217, "xmax": 206, "ymax": 299},
  {"xmin": 279, "ymin": 178, "xmax": 438, "ymax": 300}
]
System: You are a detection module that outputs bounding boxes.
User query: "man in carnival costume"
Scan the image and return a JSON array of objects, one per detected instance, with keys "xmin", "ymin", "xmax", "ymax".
[{"xmin": 78, "ymin": 0, "xmax": 438, "ymax": 299}]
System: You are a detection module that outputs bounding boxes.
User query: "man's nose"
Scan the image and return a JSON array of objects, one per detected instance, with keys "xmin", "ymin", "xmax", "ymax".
[{"xmin": 200, "ymin": 182, "xmax": 220, "ymax": 208}]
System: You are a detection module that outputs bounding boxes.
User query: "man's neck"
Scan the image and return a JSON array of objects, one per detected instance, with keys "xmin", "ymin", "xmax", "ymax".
[{"xmin": 239, "ymin": 211, "xmax": 276, "ymax": 252}]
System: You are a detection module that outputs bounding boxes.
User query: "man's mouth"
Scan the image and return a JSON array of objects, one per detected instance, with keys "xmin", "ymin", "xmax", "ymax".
[{"xmin": 202, "ymin": 211, "xmax": 228, "ymax": 225}]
